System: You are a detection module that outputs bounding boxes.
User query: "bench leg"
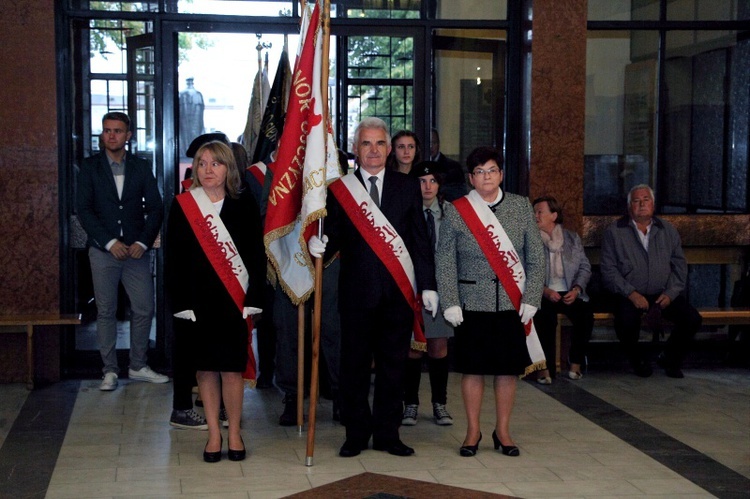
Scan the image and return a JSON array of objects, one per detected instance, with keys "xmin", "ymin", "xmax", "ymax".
[{"xmin": 26, "ymin": 324, "xmax": 34, "ymax": 390}]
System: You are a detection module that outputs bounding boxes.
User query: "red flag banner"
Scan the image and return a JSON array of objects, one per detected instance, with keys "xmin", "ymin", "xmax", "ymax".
[{"xmin": 263, "ymin": 3, "xmax": 323, "ymax": 304}]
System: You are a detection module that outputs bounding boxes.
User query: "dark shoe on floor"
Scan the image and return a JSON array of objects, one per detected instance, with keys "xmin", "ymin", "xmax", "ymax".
[
  {"xmin": 203, "ymin": 436, "xmax": 222, "ymax": 463},
  {"xmin": 339, "ymin": 439, "xmax": 368, "ymax": 457},
  {"xmin": 459, "ymin": 433, "xmax": 482, "ymax": 457},
  {"xmin": 401, "ymin": 404, "xmax": 418, "ymax": 426},
  {"xmin": 373, "ymin": 439, "xmax": 414, "ymax": 456},
  {"xmin": 227, "ymin": 436, "xmax": 246, "ymax": 461},
  {"xmin": 656, "ymin": 355, "xmax": 684, "ymax": 378},
  {"xmin": 279, "ymin": 397, "xmax": 298, "ymax": 426},
  {"xmin": 169, "ymin": 409, "xmax": 208, "ymax": 430},
  {"xmin": 492, "ymin": 430, "xmax": 520, "ymax": 457},
  {"xmin": 432, "ymin": 403, "xmax": 453, "ymax": 426}
]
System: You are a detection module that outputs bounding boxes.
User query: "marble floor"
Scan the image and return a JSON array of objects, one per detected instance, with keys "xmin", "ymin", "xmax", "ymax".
[{"xmin": 0, "ymin": 365, "xmax": 748, "ymax": 498}]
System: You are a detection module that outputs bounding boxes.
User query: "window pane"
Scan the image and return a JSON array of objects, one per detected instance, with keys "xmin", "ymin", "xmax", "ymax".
[
  {"xmin": 90, "ymin": 79, "xmax": 128, "ymax": 151},
  {"xmin": 347, "ymin": 36, "xmax": 413, "ymax": 79},
  {"xmin": 176, "ymin": 0, "xmax": 294, "ymax": 16},
  {"xmin": 432, "ymin": 0, "xmax": 506, "ymax": 20},
  {"xmin": 588, "ymin": 0, "xmax": 659, "ymax": 21},
  {"xmin": 663, "ymin": 30, "xmax": 748, "ymax": 213},
  {"xmin": 668, "ymin": 0, "xmax": 749, "ymax": 21},
  {"xmin": 584, "ymin": 30, "xmax": 659, "ymax": 214},
  {"xmin": 89, "ymin": 20, "xmax": 149, "ymax": 74},
  {"xmin": 342, "ymin": 0, "xmax": 421, "ymax": 19},
  {"xmin": 81, "ymin": 0, "xmax": 158, "ymax": 12}
]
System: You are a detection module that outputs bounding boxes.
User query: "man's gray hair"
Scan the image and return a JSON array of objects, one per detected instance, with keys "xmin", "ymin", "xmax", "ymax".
[
  {"xmin": 353, "ymin": 117, "xmax": 391, "ymax": 147},
  {"xmin": 627, "ymin": 184, "xmax": 655, "ymax": 204}
]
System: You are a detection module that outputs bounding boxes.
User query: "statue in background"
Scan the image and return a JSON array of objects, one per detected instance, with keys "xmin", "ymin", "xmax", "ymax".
[{"xmin": 179, "ymin": 77, "xmax": 205, "ymax": 157}]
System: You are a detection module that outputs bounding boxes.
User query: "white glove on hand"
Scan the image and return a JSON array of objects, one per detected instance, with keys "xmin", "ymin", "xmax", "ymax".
[
  {"xmin": 519, "ymin": 303, "xmax": 538, "ymax": 324},
  {"xmin": 421, "ymin": 290, "xmax": 439, "ymax": 318},
  {"xmin": 243, "ymin": 307, "xmax": 262, "ymax": 319},
  {"xmin": 174, "ymin": 310, "xmax": 196, "ymax": 322},
  {"xmin": 444, "ymin": 306, "xmax": 463, "ymax": 327},
  {"xmin": 308, "ymin": 234, "xmax": 328, "ymax": 258}
]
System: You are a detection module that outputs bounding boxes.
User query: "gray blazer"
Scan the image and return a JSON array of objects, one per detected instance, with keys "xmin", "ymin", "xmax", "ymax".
[
  {"xmin": 436, "ymin": 192, "xmax": 545, "ymax": 313},
  {"xmin": 600, "ymin": 215, "xmax": 687, "ymax": 301},
  {"xmin": 542, "ymin": 227, "xmax": 591, "ymax": 302}
]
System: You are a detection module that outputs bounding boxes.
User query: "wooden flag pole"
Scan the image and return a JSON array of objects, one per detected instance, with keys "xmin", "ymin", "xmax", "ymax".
[
  {"xmin": 296, "ymin": 302, "xmax": 305, "ymax": 432},
  {"xmin": 305, "ymin": 0, "xmax": 330, "ymax": 467}
]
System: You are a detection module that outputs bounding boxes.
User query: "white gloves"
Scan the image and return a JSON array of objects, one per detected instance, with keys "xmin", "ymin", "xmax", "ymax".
[
  {"xmin": 174, "ymin": 310, "xmax": 196, "ymax": 322},
  {"xmin": 519, "ymin": 303, "xmax": 537, "ymax": 324},
  {"xmin": 444, "ymin": 306, "xmax": 463, "ymax": 327},
  {"xmin": 243, "ymin": 307, "xmax": 262, "ymax": 318},
  {"xmin": 422, "ymin": 290, "xmax": 439, "ymax": 318},
  {"xmin": 174, "ymin": 309, "xmax": 262, "ymax": 321},
  {"xmin": 308, "ymin": 234, "xmax": 328, "ymax": 258}
]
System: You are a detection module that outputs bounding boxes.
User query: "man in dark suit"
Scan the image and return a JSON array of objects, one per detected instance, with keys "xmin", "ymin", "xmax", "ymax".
[
  {"xmin": 429, "ymin": 128, "xmax": 467, "ymax": 201},
  {"xmin": 77, "ymin": 112, "xmax": 166, "ymax": 391},
  {"xmin": 310, "ymin": 117, "xmax": 439, "ymax": 457}
]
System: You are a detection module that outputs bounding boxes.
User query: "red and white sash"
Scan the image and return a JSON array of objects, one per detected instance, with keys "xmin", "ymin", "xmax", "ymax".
[
  {"xmin": 176, "ymin": 187, "xmax": 257, "ymax": 384},
  {"xmin": 453, "ymin": 190, "xmax": 546, "ymax": 372},
  {"xmin": 329, "ymin": 174, "xmax": 426, "ymax": 350}
]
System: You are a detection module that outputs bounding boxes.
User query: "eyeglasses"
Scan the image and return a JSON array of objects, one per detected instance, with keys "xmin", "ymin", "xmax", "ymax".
[{"xmin": 472, "ymin": 167, "xmax": 500, "ymax": 176}]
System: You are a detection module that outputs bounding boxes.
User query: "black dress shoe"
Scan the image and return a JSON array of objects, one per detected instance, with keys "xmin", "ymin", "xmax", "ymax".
[
  {"xmin": 459, "ymin": 433, "xmax": 482, "ymax": 457},
  {"xmin": 227, "ymin": 436, "xmax": 246, "ymax": 461},
  {"xmin": 339, "ymin": 439, "xmax": 368, "ymax": 457},
  {"xmin": 656, "ymin": 355, "xmax": 684, "ymax": 378},
  {"xmin": 492, "ymin": 430, "xmax": 520, "ymax": 457},
  {"xmin": 373, "ymin": 439, "xmax": 414, "ymax": 456},
  {"xmin": 203, "ymin": 436, "xmax": 222, "ymax": 463},
  {"xmin": 279, "ymin": 397, "xmax": 298, "ymax": 426}
]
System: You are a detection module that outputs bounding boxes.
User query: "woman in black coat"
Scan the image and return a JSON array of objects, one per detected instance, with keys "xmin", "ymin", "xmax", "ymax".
[{"xmin": 167, "ymin": 141, "xmax": 265, "ymax": 463}]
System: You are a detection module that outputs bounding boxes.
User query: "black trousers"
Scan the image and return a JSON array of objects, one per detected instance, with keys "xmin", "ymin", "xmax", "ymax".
[
  {"xmin": 339, "ymin": 297, "xmax": 412, "ymax": 446},
  {"xmin": 613, "ymin": 294, "xmax": 701, "ymax": 368},
  {"xmin": 534, "ymin": 296, "xmax": 594, "ymax": 369}
]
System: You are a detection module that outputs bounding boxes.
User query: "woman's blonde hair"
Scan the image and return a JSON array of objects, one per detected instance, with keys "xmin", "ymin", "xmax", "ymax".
[{"xmin": 190, "ymin": 141, "xmax": 241, "ymax": 198}]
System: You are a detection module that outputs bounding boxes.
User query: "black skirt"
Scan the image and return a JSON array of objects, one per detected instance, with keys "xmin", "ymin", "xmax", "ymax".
[{"xmin": 453, "ymin": 309, "xmax": 532, "ymax": 375}]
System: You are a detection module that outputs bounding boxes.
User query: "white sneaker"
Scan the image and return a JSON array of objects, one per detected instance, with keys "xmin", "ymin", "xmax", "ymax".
[
  {"xmin": 129, "ymin": 366, "xmax": 169, "ymax": 384},
  {"xmin": 100, "ymin": 372, "xmax": 118, "ymax": 391}
]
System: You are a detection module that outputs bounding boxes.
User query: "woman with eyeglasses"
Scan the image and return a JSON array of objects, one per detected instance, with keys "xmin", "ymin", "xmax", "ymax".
[{"xmin": 435, "ymin": 146, "xmax": 546, "ymax": 458}]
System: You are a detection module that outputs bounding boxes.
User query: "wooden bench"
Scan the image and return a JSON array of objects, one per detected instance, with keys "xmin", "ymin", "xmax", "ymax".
[
  {"xmin": 553, "ymin": 308, "xmax": 750, "ymax": 373},
  {"xmin": 0, "ymin": 314, "xmax": 81, "ymax": 389}
]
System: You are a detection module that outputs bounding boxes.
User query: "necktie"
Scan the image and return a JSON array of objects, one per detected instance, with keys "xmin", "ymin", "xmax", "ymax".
[
  {"xmin": 425, "ymin": 208, "xmax": 436, "ymax": 249},
  {"xmin": 368, "ymin": 176, "xmax": 380, "ymax": 208}
]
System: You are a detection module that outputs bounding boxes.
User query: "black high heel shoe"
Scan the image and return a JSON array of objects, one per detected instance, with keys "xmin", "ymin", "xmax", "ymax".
[
  {"xmin": 228, "ymin": 436, "xmax": 246, "ymax": 461},
  {"xmin": 459, "ymin": 432, "xmax": 482, "ymax": 457},
  {"xmin": 492, "ymin": 430, "xmax": 520, "ymax": 457},
  {"xmin": 203, "ymin": 436, "xmax": 222, "ymax": 463}
]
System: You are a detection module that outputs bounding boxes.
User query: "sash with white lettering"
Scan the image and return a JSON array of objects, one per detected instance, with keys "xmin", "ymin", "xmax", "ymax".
[
  {"xmin": 329, "ymin": 174, "xmax": 426, "ymax": 350},
  {"xmin": 176, "ymin": 187, "xmax": 257, "ymax": 384},
  {"xmin": 452, "ymin": 191, "xmax": 546, "ymax": 372}
]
